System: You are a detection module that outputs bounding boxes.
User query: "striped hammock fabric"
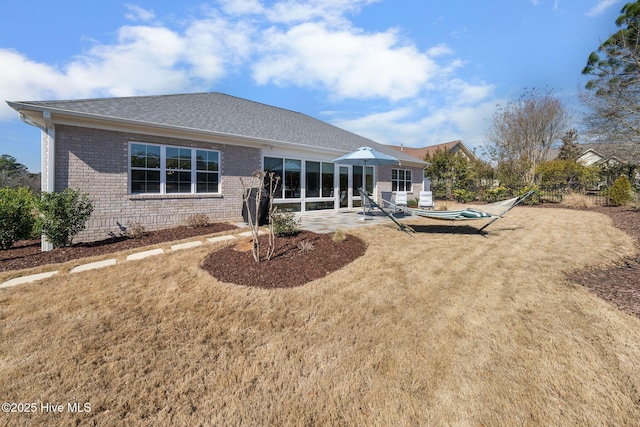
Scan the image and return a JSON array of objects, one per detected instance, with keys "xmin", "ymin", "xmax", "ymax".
[
  {"xmin": 409, "ymin": 208, "xmax": 493, "ymax": 220},
  {"xmin": 404, "ymin": 195, "xmax": 524, "ymax": 221}
]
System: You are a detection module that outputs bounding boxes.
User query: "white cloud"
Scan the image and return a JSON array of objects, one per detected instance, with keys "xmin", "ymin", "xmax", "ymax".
[
  {"xmin": 218, "ymin": 0, "xmax": 265, "ymax": 16},
  {"xmin": 252, "ymin": 22, "xmax": 444, "ymax": 100},
  {"xmin": 586, "ymin": 0, "xmax": 620, "ymax": 17},
  {"xmin": 0, "ymin": 49, "xmax": 69, "ymax": 119},
  {"xmin": 183, "ymin": 18, "xmax": 254, "ymax": 80},
  {"xmin": 427, "ymin": 43, "xmax": 453, "ymax": 57},
  {"xmin": 124, "ymin": 4, "xmax": 156, "ymax": 22},
  {"xmin": 329, "ymin": 80, "xmax": 497, "ymax": 154},
  {"xmin": 65, "ymin": 26, "xmax": 191, "ymax": 97},
  {"xmin": 264, "ymin": 0, "xmax": 379, "ymax": 25},
  {"xmin": 0, "ymin": 16, "xmax": 254, "ymax": 113},
  {"xmin": 446, "ymin": 79, "xmax": 494, "ymax": 105},
  {"xmin": 1, "ymin": 0, "xmax": 486, "ymax": 149}
]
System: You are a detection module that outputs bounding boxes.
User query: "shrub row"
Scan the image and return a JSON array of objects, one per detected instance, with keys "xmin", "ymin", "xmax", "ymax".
[
  {"xmin": 449, "ymin": 178, "xmax": 635, "ymax": 207},
  {"xmin": 0, "ymin": 187, "xmax": 94, "ymax": 249}
]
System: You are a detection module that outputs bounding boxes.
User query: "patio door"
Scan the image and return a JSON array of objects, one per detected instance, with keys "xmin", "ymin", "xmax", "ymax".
[{"xmin": 339, "ymin": 166, "xmax": 350, "ymax": 208}]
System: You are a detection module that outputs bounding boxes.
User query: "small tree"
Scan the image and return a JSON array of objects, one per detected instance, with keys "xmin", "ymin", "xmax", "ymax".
[
  {"xmin": 608, "ymin": 174, "xmax": 634, "ymax": 206},
  {"xmin": 0, "ymin": 154, "xmax": 40, "ymax": 192},
  {"xmin": 423, "ymin": 148, "xmax": 492, "ymax": 200},
  {"xmin": 557, "ymin": 129, "xmax": 582, "ymax": 160},
  {"xmin": 240, "ymin": 171, "xmax": 280, "ymax": 262},
  {"xmin": 0, "ymin": 187, "xmax": 36, "ymax": 249},
  {"xmin": 423, "ymin": 148, "xmax": 468, "ymax": 199},
  {"xmin": 36, "ymin": 188, "xmax": 94, "ymax": 248},
  {"xmin": 487, "ymin": 87, "xmax": 571, "ymax": 186}
]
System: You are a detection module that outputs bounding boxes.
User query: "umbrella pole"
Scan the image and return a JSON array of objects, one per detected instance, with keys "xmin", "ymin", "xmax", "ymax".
[{"xmin": 359, "ymin": 161, "xmax": 371, "ymax": 220}]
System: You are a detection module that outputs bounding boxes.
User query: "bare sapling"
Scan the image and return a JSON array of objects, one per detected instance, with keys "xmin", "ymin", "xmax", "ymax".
[
  {"xmin": 240, "ymin": 171, "xmax": 280, "ymax": 262},
  {"xmin": 264, "ymin": 172, "xmax": 279, "ymax": 261}
]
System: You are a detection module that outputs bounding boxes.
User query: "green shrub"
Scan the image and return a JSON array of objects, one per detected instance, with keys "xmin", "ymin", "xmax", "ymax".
[
  {"xmin": 485, "ymin": 186, "xmax": 509, "ymax": 203},
  {"xmin": 608, "ymin": 175, "xmax": 633, "ymax": 207},
  {"xmin": 271, "ymin": 210, "xmax": 301, "ymax": 237},
  {"xmin": 0, "ymin": 187, "xmax": 36, "ymax": 249},
  {"xmin": 453, "ymin": 189, "xmax": 475, "ymax": 203},
  {"xmin": 36, "ymin": 188, "xmax": 94, "ymax": 248},
  {"xmin": 518, "ymin": 185, "xmax": 543, "ymax": 205}
]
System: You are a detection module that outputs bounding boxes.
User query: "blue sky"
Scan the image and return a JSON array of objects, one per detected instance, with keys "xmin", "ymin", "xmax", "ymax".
[{"xmin": 0, "ymin": 0, "xmax": 625, "ymax": 172}]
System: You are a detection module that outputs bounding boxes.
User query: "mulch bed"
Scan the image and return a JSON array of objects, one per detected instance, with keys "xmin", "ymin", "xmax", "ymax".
[
  {"xmin": 0, "ymin": 223, "xmax": 237, "ymax": 272},
  {"xmin": 200, "ymin": 231, "xmax": 367, "ymax": 289},
  {"xmin": 564, "ymin": 206, "xmax": 640, "ymax": 319}
]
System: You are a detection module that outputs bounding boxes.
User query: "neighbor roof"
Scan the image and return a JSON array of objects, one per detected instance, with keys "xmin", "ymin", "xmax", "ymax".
[
  {"xmin": 546, "ymin": 142, "xmax": 640, "ymax": 165},
  {"xmin": 387, "ymin": 140, "xmax": 476, "ymax": 162},
  {"xmin": 578, "ymin": 143, "xmax": 640, "ymax": 165},
  {"xmin": 7, "ymin": 92, "xmax": 424, "ymax": 165}
]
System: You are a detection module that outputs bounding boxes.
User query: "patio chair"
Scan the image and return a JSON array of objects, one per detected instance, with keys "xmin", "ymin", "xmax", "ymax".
[
  {"xmin": 418, "ymin": 191, "xmax": 434, "ymax": 210},
  {"xmin": 381, "ymin": 191, "xmax": 396, "ymax": 212},
  {"xmin": 395, "ymin": 191, "xmax": 408, "ymax": 209}
]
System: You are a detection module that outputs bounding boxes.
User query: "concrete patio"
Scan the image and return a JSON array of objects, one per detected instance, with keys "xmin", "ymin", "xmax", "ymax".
[{"xmin": 296, "ymin": 209, "xmax": 410, "ymax": 234}]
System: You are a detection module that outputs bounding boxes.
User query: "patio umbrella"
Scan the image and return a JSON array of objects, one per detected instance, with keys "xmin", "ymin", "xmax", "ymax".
[
  {"xmin": 332, "ymin": 146, "xmax": 400, "ymax": 167},
  {"xmin": 332, "ymin": 146, "xmax": 399, "ymax": 219}
]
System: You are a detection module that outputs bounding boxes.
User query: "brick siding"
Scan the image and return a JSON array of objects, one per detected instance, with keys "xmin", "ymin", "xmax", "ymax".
[
  {"xmin": 53, "ymin": 125, "xmax": 260, "ymax": 242},
  {"xmin": 376, "ymin": 166, "xmax": 425, "ymax": 198}
]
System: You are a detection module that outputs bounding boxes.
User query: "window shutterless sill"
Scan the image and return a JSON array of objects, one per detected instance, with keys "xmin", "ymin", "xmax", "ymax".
[{"xmin": 128, "ymin": 193, "xmax": 224, "ymax": 200}]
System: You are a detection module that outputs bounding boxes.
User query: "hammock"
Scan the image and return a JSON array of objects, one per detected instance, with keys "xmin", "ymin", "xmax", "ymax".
[{"xmin": 382, "ymin": 190, "xmax": 534, "ymax": 233}]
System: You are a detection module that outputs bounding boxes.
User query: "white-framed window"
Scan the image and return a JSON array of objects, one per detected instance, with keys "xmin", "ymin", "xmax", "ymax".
[
  {"xmin": 392, "ymin": 168, "xmax": 412, "ymax": 192},
  {"xmin": 353, "ymin": 165, "xmax": 374, "ymax": 194},
  {"xmin": 195, "ymin": 149, "xmax": 220, "ymax": 193},
  {"xmin": 305, "ymin": 160, "xmax": 335, "ymax": 198},
  {"xmin": 264, "ymin": 156, "xmax": 302, "ymax": 199},
  {"xmin": 129, "ymin": 142, "xmax": 220, "ymax": 195}
]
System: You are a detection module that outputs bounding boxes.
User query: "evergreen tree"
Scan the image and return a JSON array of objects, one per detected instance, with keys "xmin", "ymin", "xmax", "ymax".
[
  {"xmin": 582, "ymin": 1, "xmax": 640, "ymax": 143},
  {"xmin": 557, "ymin": 129, "xmax": 582, "ymax": 160}
]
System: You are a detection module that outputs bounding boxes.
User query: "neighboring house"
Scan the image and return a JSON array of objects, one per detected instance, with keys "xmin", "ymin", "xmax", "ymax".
[
  {"xmin": 387, "ymin": 140, "xmax": 478, "ymax": 191},
  {"xmin": 575, "ymin": 143, "xmax": 639, "ymax": 167},
  {"xmin": 547, "ymin": 142, "xmax": 640, "ymax": 184},
  {"xmin": 387, "ymin": 140, "xmax": 479, "ymax": 163},
  {"xmin": 7, "ymin": 92, "xmax": 426, "ymax": 245}
]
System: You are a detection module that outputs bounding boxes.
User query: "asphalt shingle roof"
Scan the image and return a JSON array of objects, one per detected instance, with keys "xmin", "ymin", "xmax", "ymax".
[
  {"xmin": 547, "ymin": 143, "xmax": 640, "ymax": 164},
  {"xmin": 10, "ymin": 92, "xmax": 423, "ymax": 165},
  {"xmin": 579, "ymin": 143, "xmax": 640, "ymax": 165}
]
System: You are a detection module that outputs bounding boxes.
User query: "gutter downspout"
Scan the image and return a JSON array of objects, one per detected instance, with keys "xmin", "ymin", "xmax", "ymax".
[
  {"xmin": 41, "ymin": 111, "xmax": 55, "ymax": 251},
  {"xmin": 21, "ymin": 111, "xmax": 55, "ymax": 251}
]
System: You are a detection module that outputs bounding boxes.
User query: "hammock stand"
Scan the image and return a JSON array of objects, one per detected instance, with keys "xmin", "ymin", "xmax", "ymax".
[
  {"xmin": 381, "ymin": 190, "xmax": 535, "ymax": 234},
  {"xmin": 358, "ymin": 189, "xmax": 414, "ymax": 233}
]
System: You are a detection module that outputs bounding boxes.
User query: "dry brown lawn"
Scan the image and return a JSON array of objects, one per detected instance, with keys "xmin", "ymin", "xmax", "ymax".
[{"xmin": 1, "ymin": 207, "xmax": 640, "ymax": 426}]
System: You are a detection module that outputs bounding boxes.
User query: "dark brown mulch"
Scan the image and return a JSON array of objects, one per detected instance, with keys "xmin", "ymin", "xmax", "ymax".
[
  {"xmin": 563, "ymin": 206, "xmax": 640, "ymax": 319},
  {"xmin": 200, "ymin": 231, "xmax": 367, "ymax": 289},
  {"xmin": 0, "ymin": 223, "xmax": 237, "ymax": 272}
]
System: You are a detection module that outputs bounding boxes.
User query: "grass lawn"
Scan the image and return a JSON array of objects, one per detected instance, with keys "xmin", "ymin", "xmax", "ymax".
[{"xmin": 1, "ymin": 207, "xmax": 640, "ymax": 425}]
